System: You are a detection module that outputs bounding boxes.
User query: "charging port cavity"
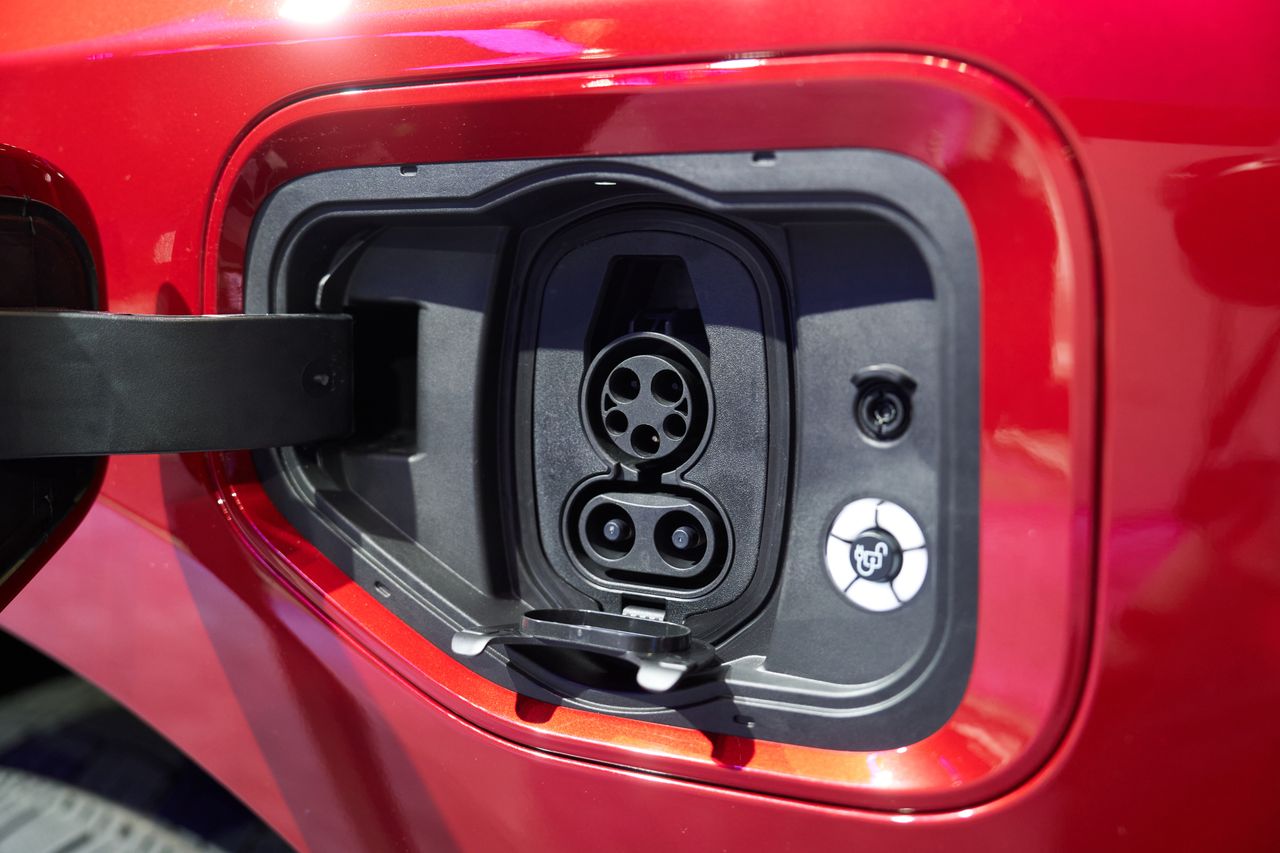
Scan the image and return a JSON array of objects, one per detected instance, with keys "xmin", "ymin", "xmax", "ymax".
[
  {"xmin": 565, "ymin": 487, "xmax": 731, "ymax": 594},
  {"xmin": 253, "ymin": 150, "xmax": 983, "ymax": 750},
  {"xmin": 581, "ymin": 332, "xmax": 712, "ymax": 472}
]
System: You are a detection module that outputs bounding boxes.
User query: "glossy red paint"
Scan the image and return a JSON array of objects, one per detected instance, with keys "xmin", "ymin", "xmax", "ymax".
[{"xmin": 0, "ymin": 1, "xmax": 1278, "ymax": 850}]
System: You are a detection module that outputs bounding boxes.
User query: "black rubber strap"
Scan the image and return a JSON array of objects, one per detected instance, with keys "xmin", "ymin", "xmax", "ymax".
[{"xmin": 0, "ymin": 311, "xmax": 352, "ymax": 459}]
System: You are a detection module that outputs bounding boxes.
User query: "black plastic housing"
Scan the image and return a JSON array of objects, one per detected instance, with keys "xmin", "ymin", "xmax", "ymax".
[
  {"xmin": 0, "ymin": 198, "xmax": 102, "ymax": 602},
  {"xmin": 521, "ymin": 207, "xmax": 779, "ymax": 627},
  {"xmin": 246, "ymin": 149, "xmax": 980, "ymax": 750}
]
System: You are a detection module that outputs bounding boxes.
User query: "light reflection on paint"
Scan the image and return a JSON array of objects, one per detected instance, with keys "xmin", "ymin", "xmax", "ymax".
[
  {"xmin": 865, "ymin": 753, "xmax": 896, "ymax": 786},
  {"xmin": 118, "ymin": 20, "xmax": 583, "ymax": 61},
  {"xmin": 579, "ymin": 74, "xmax": 657, "ymax": 90},
  {"xmin": 278, "ymin": 0, "xmax": 351, "ymax": 25}
]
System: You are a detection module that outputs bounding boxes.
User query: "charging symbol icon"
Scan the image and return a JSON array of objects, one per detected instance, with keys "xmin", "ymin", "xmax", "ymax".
[
  {"xmin": 848, "ymin": 530, "xmax": 901, "ymax": 583},
  {"xmin": 853, "ymin": 540, "xmax": 889, "ymax": 577}
]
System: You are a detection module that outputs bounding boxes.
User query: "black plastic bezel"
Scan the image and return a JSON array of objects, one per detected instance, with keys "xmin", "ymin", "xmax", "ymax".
[{"xmin": 244, "ymin": 149, "xmax": 979, "ymax": 751}]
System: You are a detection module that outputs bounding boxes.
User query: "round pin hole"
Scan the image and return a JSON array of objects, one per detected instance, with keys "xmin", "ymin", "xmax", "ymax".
[
  {"xmin": 654, "ymin": 510, "xmax": 708, "ymax": 570},
  {"xmin": 584, "ymin": 503, "xmax": 635, "ymax": 561},
  {"xmin": 608, "ymin": 366, "xmax": 641, "ymax": 401},
  {"xmin": 663, "ymin": 413, "xmax": 687, "ymax": 439},
  {"xmin": 631, "ymin": 425, "xmax": 661, "ymax": 457},
  {"xmin": 604, "ymin": 410, "xmax": 628, "ymax": 435},
  {"xmin": 651, "ymin": 369, "xmax": 684, "ymax": 405}
]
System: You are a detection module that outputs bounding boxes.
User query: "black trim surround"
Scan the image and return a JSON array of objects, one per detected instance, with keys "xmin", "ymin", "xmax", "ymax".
[{"xmin": 247, "ymin": 150, "xmax": 980, "ymax": 751}]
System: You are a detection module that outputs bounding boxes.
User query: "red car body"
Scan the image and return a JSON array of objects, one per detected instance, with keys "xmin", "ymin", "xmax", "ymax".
[{"xmin": 1, "ymin": 1, "xmax": 1278, "ymax": 849}]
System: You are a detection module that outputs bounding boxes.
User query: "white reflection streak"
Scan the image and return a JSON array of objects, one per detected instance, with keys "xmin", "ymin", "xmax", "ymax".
[{"xmin": 279, "ymin": 0, "xmax": 351, "ymax": 24}]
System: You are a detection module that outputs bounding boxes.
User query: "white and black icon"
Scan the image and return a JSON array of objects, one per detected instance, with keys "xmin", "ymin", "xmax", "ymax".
[
  {"xmin": 824, "ymin": 498, "xmax": 928, "ymax": 611},
  {"xmin": 851, "ymin": 530, "xmax": 900, "ymax": 582}
]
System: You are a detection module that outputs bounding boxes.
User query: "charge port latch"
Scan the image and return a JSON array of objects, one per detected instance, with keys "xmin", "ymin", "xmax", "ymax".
[{"xmin": 450, "ymin": 609, "xmax": 718, "ymax": 693}]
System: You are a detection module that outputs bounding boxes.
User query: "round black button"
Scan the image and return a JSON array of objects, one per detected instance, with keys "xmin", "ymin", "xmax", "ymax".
[
  {"xmin": 854, "ymin": 381, "xmax": 911, "ymax": 442},
  {"xmin": 848, "ymin": 528, "xmax": 902, "ymax": 582}
]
